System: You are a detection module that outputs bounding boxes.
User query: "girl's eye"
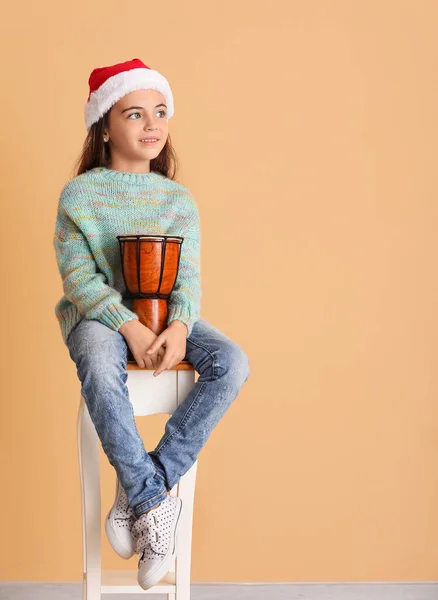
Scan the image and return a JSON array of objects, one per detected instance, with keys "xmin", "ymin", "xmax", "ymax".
[{"xmin": 128, "ymin": 110, "xmax": 167, "ymax": 119}]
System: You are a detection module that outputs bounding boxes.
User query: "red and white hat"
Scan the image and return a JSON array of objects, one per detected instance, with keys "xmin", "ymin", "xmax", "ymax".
[{"xmin": 84, "ymin": 57, "xmax": 174, "ymax": 131}]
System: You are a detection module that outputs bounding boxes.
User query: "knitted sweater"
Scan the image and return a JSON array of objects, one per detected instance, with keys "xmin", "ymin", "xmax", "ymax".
[{"xmin": 53, "ymin": 166, "xmax": 201, "ymax": 346}]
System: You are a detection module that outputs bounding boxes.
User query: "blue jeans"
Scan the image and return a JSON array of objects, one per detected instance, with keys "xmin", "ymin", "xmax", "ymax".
[{"xmin": 66, "ymin": 317, "xmax": 250, "ymax": 518}]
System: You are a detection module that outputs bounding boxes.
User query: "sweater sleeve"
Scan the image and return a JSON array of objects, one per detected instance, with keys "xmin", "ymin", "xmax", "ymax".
[
  {"xmin": 166, "ymin": 194, "xmax": 202, "ymax": 337},
  {"xmin": 53, "ymin": 183, "xmax": 139, "ymax": 332}
]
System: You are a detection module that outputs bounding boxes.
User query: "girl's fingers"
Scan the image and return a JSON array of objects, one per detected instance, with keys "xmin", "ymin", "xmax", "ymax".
[{"xmin": 154, "ymin": 353, "xmax": 177, "ymax": 377}]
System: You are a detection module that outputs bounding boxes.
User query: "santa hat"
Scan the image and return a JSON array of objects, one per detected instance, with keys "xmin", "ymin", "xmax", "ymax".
[{"xmin": 84, "ymin": 57, "xmax": 174, "ymax": 131}]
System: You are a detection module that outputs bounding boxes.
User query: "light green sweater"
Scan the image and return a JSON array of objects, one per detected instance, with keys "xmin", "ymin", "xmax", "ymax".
[{"xmin": 53, "ymin": 166, "xmax": 201, "ymax": 345}]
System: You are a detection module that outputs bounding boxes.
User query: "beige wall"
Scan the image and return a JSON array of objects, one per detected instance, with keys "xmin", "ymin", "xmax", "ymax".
[{"xmin": 1, "ymin": 0, "xmax": 438, "ymax": 582}]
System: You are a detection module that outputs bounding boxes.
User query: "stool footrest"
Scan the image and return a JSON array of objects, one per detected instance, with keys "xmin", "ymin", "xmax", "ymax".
[{"xmin": 101, "ymin": 569, "xmax": 176, "ymax": 594}]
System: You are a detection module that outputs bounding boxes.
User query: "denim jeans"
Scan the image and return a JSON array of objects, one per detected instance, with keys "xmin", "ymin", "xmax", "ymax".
[{"xmin": 66, "ymin": 317, "xmax": 250, "ymax": 518}]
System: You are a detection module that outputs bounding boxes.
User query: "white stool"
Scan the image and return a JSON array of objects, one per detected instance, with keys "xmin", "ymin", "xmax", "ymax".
[{"xmin": 77, "ymin": 360, "xmax": 198, "ymax": 599}]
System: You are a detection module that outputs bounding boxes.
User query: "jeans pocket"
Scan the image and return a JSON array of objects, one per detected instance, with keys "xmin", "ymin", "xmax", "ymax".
[
  {"xmin": 66, "ymin": 319, "xmax": 84, "ymax": 361},
  {"xmin": 67, "ymin": 336, "xmax": 77, "ymax": 362}
]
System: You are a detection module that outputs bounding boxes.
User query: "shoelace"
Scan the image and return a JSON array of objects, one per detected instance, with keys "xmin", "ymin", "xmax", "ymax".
[
  {"xmin": 114, "ymin": 513, "xmax": 136, "ymax": 528},
  {"xmin": 132, "ymin": 512, "xmax": 165, "ymax": 557}
]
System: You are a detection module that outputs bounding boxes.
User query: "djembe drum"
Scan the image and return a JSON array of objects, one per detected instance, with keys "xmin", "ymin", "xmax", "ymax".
[{"xmin": 117, "ymin": 234, "xmax": 184, "ymax": 363}]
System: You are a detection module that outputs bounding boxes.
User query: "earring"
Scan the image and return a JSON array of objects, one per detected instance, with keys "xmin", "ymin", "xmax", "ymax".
[{"xmin": 103, "ymin": 135, "xmax": 108, "ymax": 142}]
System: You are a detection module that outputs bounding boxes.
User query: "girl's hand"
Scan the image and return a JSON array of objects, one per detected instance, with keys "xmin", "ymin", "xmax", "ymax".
[
  {"xmin": 145, "ymin": 320, "xmax": 188, "ymax": 376},
  {"xmin": 119, "ymin": 319, "xmax": 165, "ymax": 369}
]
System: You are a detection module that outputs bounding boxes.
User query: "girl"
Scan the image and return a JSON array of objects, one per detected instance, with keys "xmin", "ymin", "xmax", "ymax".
[{"xmin": 53, "ymin": 58, "xmax": 250, "ymax": 591}]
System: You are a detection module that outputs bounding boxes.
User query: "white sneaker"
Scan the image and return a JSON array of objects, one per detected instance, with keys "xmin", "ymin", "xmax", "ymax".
[
  {"xmin": 132, "ymin": 494, "xmax": 183, "ymax": 591},
  {"xmin": 105, "ymin": 477, "xmax": 136, "ymax": 559}
]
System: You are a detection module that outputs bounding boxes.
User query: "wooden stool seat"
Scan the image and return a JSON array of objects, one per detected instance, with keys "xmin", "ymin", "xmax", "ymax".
[{"xmin": 126, "ymin": 360, "xmax": 195, "ymax": 371}]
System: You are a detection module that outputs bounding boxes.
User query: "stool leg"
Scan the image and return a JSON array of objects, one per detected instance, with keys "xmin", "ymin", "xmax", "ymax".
[
  {"xmin": 77, "ymin": 396, "xmax": 102, "ymax": 600},
  {"xmin": 174, "ymin": 461, "xmax": 197, "ymax": 600},
  {"xmin": 173, "ymin": 370, "xmax": 198, "ymax": 600}
]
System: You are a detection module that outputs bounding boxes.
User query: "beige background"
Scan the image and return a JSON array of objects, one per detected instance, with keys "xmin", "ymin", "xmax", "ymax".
[{"xmin": 1, "ymin": 0, "xmax": 438, "ymax": 583}]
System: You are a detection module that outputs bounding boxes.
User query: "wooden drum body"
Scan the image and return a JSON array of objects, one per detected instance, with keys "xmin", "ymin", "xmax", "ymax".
[{"xmin": 117, "ymin": 235, "xmax": 184, "ymax": 359}]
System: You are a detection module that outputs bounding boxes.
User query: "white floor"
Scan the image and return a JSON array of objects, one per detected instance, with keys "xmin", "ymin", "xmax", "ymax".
[{"xmin": 1, "ymin": 582, "xmax": 438, "ymax": 600}]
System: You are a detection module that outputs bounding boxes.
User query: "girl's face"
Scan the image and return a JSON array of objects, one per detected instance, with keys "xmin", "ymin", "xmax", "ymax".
[{"xmin": 104, "ymin": 88, "xmax": 169, "ymax": 170}]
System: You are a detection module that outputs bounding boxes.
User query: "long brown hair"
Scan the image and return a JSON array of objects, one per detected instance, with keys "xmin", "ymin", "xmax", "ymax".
[{"xmin": 72, "ymin": 109, "xmax": 180, "ymax": 180}]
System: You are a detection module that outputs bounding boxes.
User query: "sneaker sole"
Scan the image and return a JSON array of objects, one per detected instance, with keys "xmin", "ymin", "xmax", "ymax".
[
  {"xmin": 105, "ymin": 508, "xmax": 135, "ymax": 559},
  {"xmin": 137, "ymin": 497, "xmax": 183, "ymax": 591},
  {"xmin": 104, "ymin": 478, "xmax": 135, "ymax": 560}
]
